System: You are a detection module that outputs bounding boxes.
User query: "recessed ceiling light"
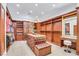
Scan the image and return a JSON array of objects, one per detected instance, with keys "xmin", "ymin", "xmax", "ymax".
[
  {"xmin": 30, "ymin": 10, "xmax": 32, "ymax": 13},
  {"xmin": 41, "ymin": 11, "xmax": 44, "ymax": 15},
  {"xmin": 17, "ymin": 11, "xmax": 19, "ymax": 14},
  {"xmin": 16, "ymin": 4, "xmax": 20, "ymax": 7},
  {"xmin": 52, "ymin": 4, "xmax": 55, "ymax": 7},
  {"xmin": 35, "ymin": 4, "xmax": 38, "ymax": 7}
]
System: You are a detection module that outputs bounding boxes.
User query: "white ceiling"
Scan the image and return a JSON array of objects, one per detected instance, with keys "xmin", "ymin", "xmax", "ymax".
[{"xmin": 7, "ymin": 3, "xmax": 77, "ymax": 22}]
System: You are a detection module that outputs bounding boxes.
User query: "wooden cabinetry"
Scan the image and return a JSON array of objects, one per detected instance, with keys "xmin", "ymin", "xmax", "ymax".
[
  {"xmin": 13, "ymin": 21, "xmax": 24, "ymax": 41},
  {"xmin": 41, "ymin": 25, "xmax": 46, "ymax": 31},
  {"xmin": 76, "ymin": 39, "xmax": 79, "ymax": 55},
  {"xmin": 0, "ymin": 4, "xmax": 5, "ymax": 55},
  {"xmin": 46, "ymin": 32, "xmax": 53, "ymax": 42},
  {"xmin": 74, "ymin": 25, "xmax": 77, "ymax": 36},
  {"xmin": 52, "ymin": 21, "xmax": 62, "ymax": 46},
  {"xmin": 36, "ymin": 23, "xmax": 41, "ymax": 34},
  {"xmin": 34, "ymin": 43, "xmax": 51, "ymax": 56},
  {"xmin": 46, "ymin": 23, "xmax": 53, "ymax": 31},
  {"xmin": 35, "ymin": 17, "xmax": 62, "ymax": 45},
  {"xmin": 23, "ymin": 22, "xmax": 29, "ymax": 34},
  {"xmin": 76, "ymin": 7, "xmax": 79, "ymax": 55},
  {"xmin": 40, "ymin": 22, "xmax": 53, "ymax": 42},
  {"xmin": 53, "ymin": 31, "xmax": 61, "ymax": 46},
  {"xmin": 34, "ymin": 10, "xmax": 79, "ymax": 55},
  {"xmin": 27, "ymin": 34, "xmax": 46, "ymax": 54},
  {"xmin": 13, "ymin": 21, "xmax": 34, "ymax": 40}
]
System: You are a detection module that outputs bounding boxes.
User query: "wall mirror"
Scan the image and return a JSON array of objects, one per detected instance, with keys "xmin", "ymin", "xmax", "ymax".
[{"xmin": 65, "ymin": 23, "xmax": 70, "ymax": 35}]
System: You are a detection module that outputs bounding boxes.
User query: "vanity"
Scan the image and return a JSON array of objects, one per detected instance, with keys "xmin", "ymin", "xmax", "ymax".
[
  {"xmin": 62, "ymin": 16, "xmax": 79, "ymax": 55},
  {"xmin": 61, "ymin": 36, "xmax": 77, "ymax": 49}
]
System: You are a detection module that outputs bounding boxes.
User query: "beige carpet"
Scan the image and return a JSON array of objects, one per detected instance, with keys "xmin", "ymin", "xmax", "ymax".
[{"xmin": 6, "ymin": 41, "xmax": 77, "ymax": 56}]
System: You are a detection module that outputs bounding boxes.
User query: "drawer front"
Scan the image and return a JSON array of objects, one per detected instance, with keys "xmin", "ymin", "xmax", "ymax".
[
  {"xmin": 39, "ymin": 46, "xmax": 51, "ymax": 56},
  {"xmin": 34, "ymin": 46, "xmax": 51, "ymax": 56},
  {"xmin": 16, "ymin": 35, "xmax": 23, "ymax": 40}
]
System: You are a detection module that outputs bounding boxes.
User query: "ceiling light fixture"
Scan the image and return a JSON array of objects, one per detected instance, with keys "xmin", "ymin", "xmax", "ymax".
[
  {"xmin": 17, "ymin": 11, "xmax": 19, "ymax": 15},
  {"xmin": 30, "ymin": 10, "xmax": 32, "ymax": 13},
  {"xmin": 16, "ymin": 4, "xmax": 20, "ymax": 7},
  {"xmin": 41, "ymin": 11, "xmax": 44, "ymax": 15},
  {"xmin": 35, "ymin": 4, "xmax": 38, "ymax": 7},
  {"xmin": 52, "ymin": 4, "xmax": 55, "ymax": 7}
]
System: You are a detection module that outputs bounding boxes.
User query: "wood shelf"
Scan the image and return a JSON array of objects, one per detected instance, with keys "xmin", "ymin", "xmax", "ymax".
[
  {"xmin": 40, "ymin": 31, "xmax": 61, "ymax": 32},
  {"xmin": 35, "ymin": 17, "xmax": 62, "ymax": 44},
  {"xmin": 41, "ymin": 31, "xmax": 52, "ymax": 32},
  {"xmin": 13, "ymin": 21, "xmax": 24, "ymax": 41}
]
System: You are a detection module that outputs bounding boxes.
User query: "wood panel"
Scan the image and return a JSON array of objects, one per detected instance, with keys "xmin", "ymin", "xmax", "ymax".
[
  {"xmin": 46, "ymin": 32, "xmax": 52, "ymax": 42},
  {"xmin": 40, "ymin": 32, "xmax": 46, "ymax": 35},
  {"xmin": 53, "ymin": 32, "xmax": 61, "ymax": 46},
  {"xmin": 76, "ymin": 39, "xmax": 79, "ymax": 55},
  {"xmin": 0, "ymin": 4, "xmax": 5, "ymax": 55},
  {"xmin": 13, "ymin": 21, "xmax": 34, "ymax": 40},
  {"xmin": 74, "ymin": 25, "xmax": 77, "ymax": 36},
  {"xmin": 46, "ymin": 23, "xmax": 52, "ymax": 31},
  {"xmin": 13, "ymin": 21, "xmax": 24, "ymax": 41},
  {"xmin": 76, "ymin": 7, "xmax": 79, "ymax": 55},
  {"xmin": 23, "ymin": 21, "xmax": 29, "ymax": 39},
  {"xmin": 16, "ymin": 33, "xmax": 23, "ymax": 40},
  {"xmin": 53, "ymin": 21, "xmax": 62, "ymax": 31},
  {"xmin": 40, "ymin": 22, "xmax": 53, "ymax": 42},
  {"xmin": 36, "ymin": 23, "xmax": 41, "ymax": 33},
  {"xmin": 52, "ymin": 20, "xmax": 62, "ymax": 46},
  {"xmin": 23, "ymin": 21, "xmax": 34, "ymax": 39},
  {"xmin": 41, "ymin": 24, "xmax": 46, "ymax": 31},
  {"xmin": 35, "ymin": 10, "xmax": 77, "ymax": 48},
  {"xmin": 23, "ymin": 22, "xmax": 29, "ymax": 34}
]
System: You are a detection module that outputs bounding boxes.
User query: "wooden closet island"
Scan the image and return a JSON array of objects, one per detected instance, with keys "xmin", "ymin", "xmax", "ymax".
[{"xmin": 26, "ymin": 33, "xmax": 51, "ymax": 56}]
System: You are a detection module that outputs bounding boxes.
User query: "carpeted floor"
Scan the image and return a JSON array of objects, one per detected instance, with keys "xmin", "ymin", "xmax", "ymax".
[{"xmin": 6, "ymin": 41, "xmax": 77, "ymax": 56}]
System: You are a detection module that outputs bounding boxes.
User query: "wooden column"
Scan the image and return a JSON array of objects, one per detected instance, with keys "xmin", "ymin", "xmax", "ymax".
[
  {"xmin": 76, "ymin": 4, "xmax": 79, "ymax": 55},
  {"xmin": 0, "ymin": 4, "xmax": 5, "ymax": 55}
]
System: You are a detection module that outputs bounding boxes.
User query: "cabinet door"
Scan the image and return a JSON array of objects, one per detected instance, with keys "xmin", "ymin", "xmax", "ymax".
[
  {"xmin": 53, "ymin": 22, "xmax": 62, "ymax": 31},
  {"xmin": 46, "ymin": 32, "xmax": 52, "ymax": 42},
  {"xmin": 41, "ymin": 25, "xmax": 46, "ymax": 31},
  {"xmin": 74, "ymin": 25, "xmax": 77, "ymax": 36},
  {"xmin": 53, "ymin": 32, "xmax": 61, "ymax": 46},
  {"xmin": 76, "ymin": 40, "xmax": 79, "ymax": 55},
  {"xmin": 46, "ymin": 23, "xmax": 52, "ymax": 31},
  {"xmin": 16, "ymin": 33, "xmax": 23, "ymax": 40}
]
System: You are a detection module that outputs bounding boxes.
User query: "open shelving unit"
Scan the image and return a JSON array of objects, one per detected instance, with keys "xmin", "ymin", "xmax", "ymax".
[
  {"xmin": 35, "ymin": 10, "xmax": 78, "ymax": 47},
  {"xmin": 13, "ymin": 21, "xmax": 24, "ymax": 41},
  {"xmin": 35, "ymin": 17, "xmax": 62, "ymax": 45}
]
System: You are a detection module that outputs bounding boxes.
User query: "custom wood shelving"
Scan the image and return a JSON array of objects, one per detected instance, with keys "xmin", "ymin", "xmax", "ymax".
[
  {"xmin": 13, "ymin": 21, "xmax": 34, "ymax": 41},
  {"xmin": 35, "ymin": 17, "xmax": 62, "ymax": 44},
  {"xmin": 13, "ymin": 21, "xmax": 24, "ymax": 41},
  {"xmin": 35, "ymin": 11, "xmax": 78, "ymax": 47},
  {"xmin": 76, "ymin": 7, "xmax": 79, "ymax": 55}
]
